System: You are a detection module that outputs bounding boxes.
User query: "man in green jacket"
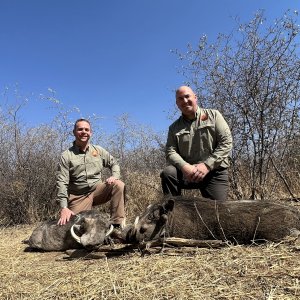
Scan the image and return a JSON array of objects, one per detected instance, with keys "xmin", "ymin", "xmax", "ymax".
[
  {"xmin": 160, "ymin": 86, "xmax": 232, "ymax": 200},
  {"xmin": 56, "ymin": 118, "xmax": 125, "ymax": 229}
]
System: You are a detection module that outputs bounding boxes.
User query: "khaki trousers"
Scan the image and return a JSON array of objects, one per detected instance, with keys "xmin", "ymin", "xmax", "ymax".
[{"xmin": 68, "ymin": 180, "xmax": 125, "ymax": 225}]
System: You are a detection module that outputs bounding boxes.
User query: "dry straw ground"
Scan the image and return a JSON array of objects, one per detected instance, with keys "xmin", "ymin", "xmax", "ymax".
[{"xmin": 2, "ymin": 225, "xmax": 300, "ymax": 300}]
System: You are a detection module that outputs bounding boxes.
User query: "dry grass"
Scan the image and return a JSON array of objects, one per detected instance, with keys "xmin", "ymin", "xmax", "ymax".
[{"xmin": 2, "ymin": 226, "xmax": 300, "ymax": 299}]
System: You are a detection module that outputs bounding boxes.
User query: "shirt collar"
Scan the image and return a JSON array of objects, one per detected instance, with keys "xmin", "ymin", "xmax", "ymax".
[
  {"xmin": 72, "ymin": 141, "xmax": 90, "ymax": 154},
  {"xmin": 181, "ymin": 106, "xmax": 201, "ymax": 122}
]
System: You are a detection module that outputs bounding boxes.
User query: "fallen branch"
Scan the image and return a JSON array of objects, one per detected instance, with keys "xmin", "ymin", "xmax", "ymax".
[
  {"xmin": 139, "ymin": 237, "xmax": 226, "ymax": 255},
  {"xmin": 64, "ymin": 238, "xmax": 226, "ymax": 260},
  {"xmin": 167, "ymin": 237, "xmax": 225, "ymax": 247}
]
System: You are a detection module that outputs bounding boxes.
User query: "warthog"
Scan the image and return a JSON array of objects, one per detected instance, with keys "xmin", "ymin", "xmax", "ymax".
[
  {"xmin": 125, "ymin": 196, "xmax": 300, "ymax": 244},
  {"xmin": 27, "ymin": 210, "xmax": 113, "ymax": 251}
]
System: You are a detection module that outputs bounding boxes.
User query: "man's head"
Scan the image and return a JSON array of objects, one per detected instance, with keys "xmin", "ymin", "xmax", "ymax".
[
  {"xmin": 73, "ymin": 119, "xmax": 92, "ymax": 147},
  {"xmin": 175, "ymin": 86, "xmax": 198, "ymax": 119}
]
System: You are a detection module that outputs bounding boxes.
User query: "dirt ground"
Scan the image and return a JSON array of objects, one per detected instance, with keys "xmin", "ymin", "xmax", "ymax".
[{"xmin": 1, "ymin": 225, "xmax": 300, "ymax": 300}]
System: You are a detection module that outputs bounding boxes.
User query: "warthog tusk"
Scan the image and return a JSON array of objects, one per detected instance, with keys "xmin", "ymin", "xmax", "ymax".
[
  {"xmin": 70, "ymin": 224, "xmax": 81, "ymax": 244},
  {"xmin": 106, "ymin": 224, "xmax": 114, "ymax": 237},
  {"xmin": 134, "ymin": 216, "xmax": 139, "ymax": 227}
]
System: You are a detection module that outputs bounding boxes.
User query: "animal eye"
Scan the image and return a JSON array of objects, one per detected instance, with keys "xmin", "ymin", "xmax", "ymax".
[
  {"xmin": 147, "ymin": 214, "xmax": 154, "ymax": 221},
  {"xmin": 148, "ymin": 210, "xmax": 160, "ymax": 221},
  {"xmin": 147, "ymin": 211, "xmax": 154, "ymax": 220}
]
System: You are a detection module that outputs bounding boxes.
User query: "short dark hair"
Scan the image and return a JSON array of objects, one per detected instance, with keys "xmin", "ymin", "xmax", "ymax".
[{"xmin": 73, "ymin": 118, "xmax": 91, "ymax": 131}]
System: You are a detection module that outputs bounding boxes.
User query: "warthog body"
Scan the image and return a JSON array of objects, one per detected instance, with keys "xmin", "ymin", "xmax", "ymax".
[
  {"xmin": 28, "ymin": 210, "xmax": 113, "ymax": 251},
  {"xmin": 126, "ymin": 196, "xmax": 300, "ymax": 244}
]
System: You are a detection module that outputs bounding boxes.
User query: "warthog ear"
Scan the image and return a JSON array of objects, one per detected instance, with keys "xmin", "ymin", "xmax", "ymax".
[
  {"xmin": 73, "ymin": 214, "xmax": 83, "ymax": 223},
  {"xmin": 163, "ymin": 199, "xmax": 175, "ymax": 213}
]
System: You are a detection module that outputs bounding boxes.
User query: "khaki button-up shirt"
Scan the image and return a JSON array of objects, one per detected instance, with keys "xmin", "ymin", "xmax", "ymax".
[
  {"xmin": 56, "ymin": 143, "xmax": 121, "ymax": 208},
  {"xmin": 166, "ymin": 107, "xmax": 232, "ymax": 170}
]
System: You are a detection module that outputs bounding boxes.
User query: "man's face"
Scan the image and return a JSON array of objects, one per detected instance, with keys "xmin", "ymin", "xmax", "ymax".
[
  {"xmin": 176, "ymin": 87, "xmax": 198, "ymax": 118},
  {"xmin": 73, "ymin": 121, "xmax": 92, "ymax": 144}
]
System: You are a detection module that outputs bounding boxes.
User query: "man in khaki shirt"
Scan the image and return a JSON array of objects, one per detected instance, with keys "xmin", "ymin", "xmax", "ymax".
[
  {"xmin": 160, "ymin": 86, "xmax": 232, "ymax": 200},
  {"xmin": 56, "ymin": 118, "xmax": 125, "ymax": 229}
]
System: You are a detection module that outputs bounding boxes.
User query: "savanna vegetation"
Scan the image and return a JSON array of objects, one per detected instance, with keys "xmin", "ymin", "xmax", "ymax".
[
  {"xmin": 0, "ymin": 10, "xmax": 300, "ymax": 300},
  {"xmin": 0, "ymin": 10, "xmax": 299, "ymax": 226}
]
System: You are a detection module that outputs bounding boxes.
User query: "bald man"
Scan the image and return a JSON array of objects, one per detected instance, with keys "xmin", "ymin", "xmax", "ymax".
[{"xmin": 160, "ymin": 86, "xmax": 232, "ymax": 200}]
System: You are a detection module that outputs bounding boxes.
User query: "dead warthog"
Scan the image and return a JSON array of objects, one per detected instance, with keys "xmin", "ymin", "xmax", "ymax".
[
  {"xmin": 27, "ymin": 210, "xmax": 113, "ymax": 251},
  {"xmin": 125, "ymin": 196, "xmax": 300, "ymax": 244}
]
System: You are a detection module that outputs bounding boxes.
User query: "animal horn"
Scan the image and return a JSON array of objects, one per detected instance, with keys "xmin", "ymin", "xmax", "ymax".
[
  {"xmin": 134, "ymin": 216, "xmax": 139, "ymax": 227},
  {"xmin": 70, "ymin": 224, "xmax": 82, "ymax": 244},
  {"xmin": 106, "ymin": 224, "xmax": 114, "ymax": 237}
]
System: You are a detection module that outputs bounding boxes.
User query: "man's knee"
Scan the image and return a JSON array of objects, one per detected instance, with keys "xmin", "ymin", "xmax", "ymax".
[
  {"xmin": 160, "ymin": 165, "xmax": 178, "ymax": 179},
  {"xmin": 202, "ymin": 168, "xmax": 229, "ymax": 200},
  {"xmin": 113, "ymin": 180, "xmax": 125, "ymax": 191}
]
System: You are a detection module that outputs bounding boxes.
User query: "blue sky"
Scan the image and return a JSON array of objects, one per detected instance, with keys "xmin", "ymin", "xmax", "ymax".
[{"xmin": 0, "ymin": 0, "xmax": 299, "ymax": 133}]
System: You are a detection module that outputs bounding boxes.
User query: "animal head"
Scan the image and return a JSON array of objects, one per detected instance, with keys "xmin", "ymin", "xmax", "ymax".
[
  {"xmin": 70, "ymin": 211, "xmax": 113, "ymax": 249},
  {"xmin": 126, "ymin": 199, "xmax": 175, "ymax": 243}
]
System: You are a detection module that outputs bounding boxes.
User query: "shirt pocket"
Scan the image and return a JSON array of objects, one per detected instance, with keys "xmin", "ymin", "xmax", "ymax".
[
  {"xmin": 176, "ymin": 130, "xmax": 191, "ymax": 155},
  {"xmin": 86, "ymin": 156, "xmax": 103, "ymax": 178},
  {"xmin": 69, "ymin": 156, "xmax": 86, "ymax": 179},
  {"xmin": 195, "ymin": 123, "xmax": 215, "ymax": 152}
]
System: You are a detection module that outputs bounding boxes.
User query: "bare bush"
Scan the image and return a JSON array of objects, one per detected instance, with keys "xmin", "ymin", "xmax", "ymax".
[
  {"xmin": 0, "ymin": 92, "xmax": 167, "ymax": 225},
  {"xmin": 0, "ymin": 123, "xmax": 59, "ymax": 223},
  {"xmin": 173, "ymin": 10, "xmax": 300, "ymax": 200},
  {"xmin": 3, "ymin": 11, "xmax": 300, "ymax": 224},
  {"xmin": 0, "ymin": 88, "xmax": 91, "ymax": 224},
  {"xmin": 96, "ymin": 114, "xmax": 166, "ymax": 220}
]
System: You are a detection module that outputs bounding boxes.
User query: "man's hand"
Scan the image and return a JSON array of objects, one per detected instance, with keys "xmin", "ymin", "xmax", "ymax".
[
  {"xmin": 181, "ymin": 163, "xmax": 210, "ymax": 183},
  {"xmin": 193, "ymin": 163, "xmax": 210, "ymax": 181},
  {"xmin": 57, "ymin": 207, "xmax": 75, "ymax": 225},
  {"xmin": 181, "ymin": 163, "xmax": 197, "ymax": 182},
  {"xmin": 105, "ymin": 176, "xmax": 118, "ymax": 185}
]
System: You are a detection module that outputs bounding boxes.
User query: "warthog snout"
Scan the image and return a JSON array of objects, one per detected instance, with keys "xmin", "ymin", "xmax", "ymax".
[
  {"xmin": 70, "ymin": 223, "xmax": 114, "ymax": 246},
  {"xmin": 140, "ymin": 224, "xmax": 149, "ymax": 234}
]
